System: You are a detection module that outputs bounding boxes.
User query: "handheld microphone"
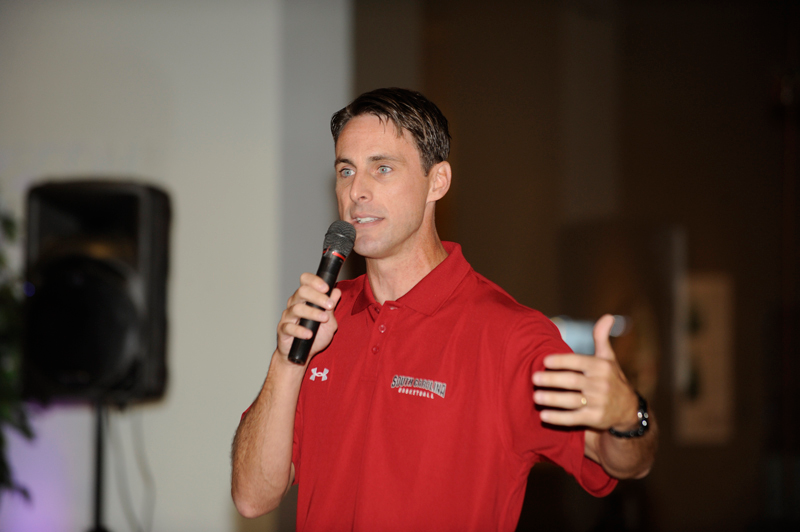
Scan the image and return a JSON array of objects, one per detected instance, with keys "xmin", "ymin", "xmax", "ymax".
[{"xmin": 287, "ymin": 220, "xmax": 356, "ymax": 365}]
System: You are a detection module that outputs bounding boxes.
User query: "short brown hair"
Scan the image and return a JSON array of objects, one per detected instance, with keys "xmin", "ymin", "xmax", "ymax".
[{"xmin": 330, "ymin": 88, "xmax": 451, "ymax": 175}]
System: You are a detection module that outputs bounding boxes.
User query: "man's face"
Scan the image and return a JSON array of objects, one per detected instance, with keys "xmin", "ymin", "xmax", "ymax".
[{"xmin": 335, "ymin": 114, "xmax": 434, "ymax": 261}]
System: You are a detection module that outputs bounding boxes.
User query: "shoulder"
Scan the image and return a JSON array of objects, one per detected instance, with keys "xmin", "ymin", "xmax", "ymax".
[
  {"xmin": 464, "ymin": 270, "xmax": 558, "ymax": 330},
  {"xmin": 441, "ymin": 269, "xmax": 567, "ymax": 360}
]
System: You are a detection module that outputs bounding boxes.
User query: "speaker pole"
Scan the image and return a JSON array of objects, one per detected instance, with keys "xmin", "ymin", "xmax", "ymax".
[{"xmin": 89, "ymin": 400, "xmax": 110, "ymax": 532}]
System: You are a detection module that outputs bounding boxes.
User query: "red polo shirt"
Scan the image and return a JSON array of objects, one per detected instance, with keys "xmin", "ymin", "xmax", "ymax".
[{"xmin": 291, "ymin": 242, "xmax": 615, "ymax": 531}]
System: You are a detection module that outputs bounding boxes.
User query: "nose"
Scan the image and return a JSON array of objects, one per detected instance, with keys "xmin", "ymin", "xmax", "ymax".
[{"xmin": 348, "ymin": 171, "xmax": 372, "ymax": 204}]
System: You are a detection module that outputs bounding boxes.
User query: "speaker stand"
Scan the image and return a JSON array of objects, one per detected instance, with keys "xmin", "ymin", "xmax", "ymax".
[{"xmin": 88, "ymin": 400, "xmax": 111, "ymax": 532}]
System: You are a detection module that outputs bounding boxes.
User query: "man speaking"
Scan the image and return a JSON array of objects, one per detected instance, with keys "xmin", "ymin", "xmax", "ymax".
[{"xmin": 231, "ymin": 88, "xmax": 657, "ymax": 531}]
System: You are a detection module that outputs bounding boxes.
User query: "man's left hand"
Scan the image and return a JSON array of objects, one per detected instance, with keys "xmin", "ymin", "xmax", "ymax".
[{"xmin": 532, "ymin": 314, "xmax": 639, "ymax": 432}]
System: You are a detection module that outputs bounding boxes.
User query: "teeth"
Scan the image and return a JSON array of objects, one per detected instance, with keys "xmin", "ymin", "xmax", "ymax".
[{"xmin": 356, "ymin": 217, "xmax": 379, "ymax": 223}]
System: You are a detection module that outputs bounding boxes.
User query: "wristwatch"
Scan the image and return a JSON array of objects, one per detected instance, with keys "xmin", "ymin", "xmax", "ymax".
[{"xmin": 608, "ymin": 391, "xmax": 650, "ymax": 438}]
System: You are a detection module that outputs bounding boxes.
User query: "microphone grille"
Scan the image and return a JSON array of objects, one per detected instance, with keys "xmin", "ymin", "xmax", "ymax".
[{"xmin": 324, "ymin": 220, "xmax": 356, "ymax": 257}]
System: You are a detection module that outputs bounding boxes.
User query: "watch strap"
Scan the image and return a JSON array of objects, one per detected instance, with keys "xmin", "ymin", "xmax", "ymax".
[{"xmin": 608, "ymin": 391, "xmax": 650, "ymax": 438}]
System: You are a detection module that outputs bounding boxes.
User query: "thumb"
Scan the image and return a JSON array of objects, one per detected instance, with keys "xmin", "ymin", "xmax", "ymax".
[{"xmin": 593, "ymin": 314, "xmax": 617, "ymax": 360}]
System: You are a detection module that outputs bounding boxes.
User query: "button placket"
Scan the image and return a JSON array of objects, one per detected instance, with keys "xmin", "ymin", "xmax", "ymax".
[
  {"xmin": 369, "ymin": 305, "xmax": 398, "ymax": 355},
  {"xmin": 363, "ymin": 303, "xmax": 401, "ymax": 379},
  {"xmin": 370, "ymin": 306, "xmax": 396, "ymax": 354},
  {"xmin": 371, "ymin": 317, "xmax": 387, "ymax": 355}
]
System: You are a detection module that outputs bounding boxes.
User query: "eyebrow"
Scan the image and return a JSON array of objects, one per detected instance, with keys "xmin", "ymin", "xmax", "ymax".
[
  {"xmin": 334, "ymin": 154, "xmax": 404, "ymax": 167},
  {"xmin": 369, "ymin": 154, "xmax": 403, "ymax": 163}
]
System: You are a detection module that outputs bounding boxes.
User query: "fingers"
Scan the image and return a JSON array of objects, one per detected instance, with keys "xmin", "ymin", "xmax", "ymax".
[
  {"xmin": 532, "ymin": 365, "xmax": 586, "ymax": 390},
  {"xmin": 541, "ymin": 353, "xmax": 594, "ymax": 372},
  {"xmin": 533, "ymin": 389, "xmax": 586, "ymax": 410},
  {"xmin": 280, "ymin": 290, "xmax": 341, "ymax": 345},
  {"xmin": 533, "ymin": 369, "xmax": 589, "ymax": 427},
  {"xmin": 289, "ymin": 273, "xmax": 335, "ymax": 310},
  {"xmin": 277, "ymin": 274, "xmax": 343, "ymax": 358},
  {"xmin": 534, "ymin": 387, "xmax": 609, "ymax": 427},
  {"xmin": 284, "ymin": 285, "xmax": 341, "ymax": 325},
  {"xmin": 279, "ymin": 319, "xmax": 317, "ymax": 341},
  {"xmin": 592, "ymin": 314, "xmax": 617, "ymax": 361},
  {"xmin": 539, "ymin": 408, "xmax": 594, "ymax": 427},
  {"xmin": 285, "ymin": 297, "xmax": 329, "ymax": 326},
  {"xmin": 283, "ymin": 275, "xmax": 336, "ymax": 320},
  {"xmin": 533, "ymin": 367, "xmax": 636, "ymax": 430},
  {"xmin": 533, "ymin": 355, "xmax": 620, "ymax": 430},
  {"xmin": 534, "ymin": 386, "xmax": 598, "ymax": 427}
]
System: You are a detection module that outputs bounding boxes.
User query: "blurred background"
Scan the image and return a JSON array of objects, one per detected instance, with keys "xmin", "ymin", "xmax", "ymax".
[{"xmin": 0, "ymin": 0, "xmax": 797, "ymax": 531}]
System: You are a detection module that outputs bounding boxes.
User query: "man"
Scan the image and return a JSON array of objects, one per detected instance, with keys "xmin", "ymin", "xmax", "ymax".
[{"xmin": 231, "ymin": 88, "xmax": 657, "ymax": 531}]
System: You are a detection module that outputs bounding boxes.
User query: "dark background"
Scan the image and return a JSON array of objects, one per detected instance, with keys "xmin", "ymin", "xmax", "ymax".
[{"xmin": 354, "ymin": 1, "xmax": 798, "ymax": 530}]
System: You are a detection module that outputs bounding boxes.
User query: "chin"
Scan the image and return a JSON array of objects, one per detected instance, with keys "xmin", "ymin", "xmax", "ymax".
[{"xmin": 354, "ymin": 240, "xmax": 389, "ymax": 260}]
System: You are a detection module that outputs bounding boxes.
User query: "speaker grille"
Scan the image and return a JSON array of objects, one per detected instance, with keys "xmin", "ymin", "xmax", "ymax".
[{"xmin": 24, "ymin": 180, "xmax": 170, "ymax": 404}]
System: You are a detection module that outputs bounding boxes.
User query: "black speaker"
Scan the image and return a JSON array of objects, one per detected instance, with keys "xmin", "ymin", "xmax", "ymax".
[{"xmin": 23, "ymin": 180, "xmax": 171, "ymax": 404}]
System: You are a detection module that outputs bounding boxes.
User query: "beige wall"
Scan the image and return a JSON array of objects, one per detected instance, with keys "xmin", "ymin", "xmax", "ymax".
[{"xmin": 0, "ymin": 1, "xmax": 351, "ymax": 531}]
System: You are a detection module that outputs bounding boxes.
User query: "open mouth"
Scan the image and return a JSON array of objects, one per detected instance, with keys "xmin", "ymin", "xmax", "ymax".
[{"xmin": 354, "ymin": 217, "xmax": 381, "ymax": 224}]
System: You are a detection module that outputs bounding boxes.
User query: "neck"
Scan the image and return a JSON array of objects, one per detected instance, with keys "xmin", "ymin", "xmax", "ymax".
[{"xmin": 365, "ymin": 234, "xmax": 448, "ymax": 305}]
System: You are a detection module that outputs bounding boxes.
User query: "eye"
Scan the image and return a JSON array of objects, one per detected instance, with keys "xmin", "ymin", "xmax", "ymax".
[
  {"xmin": 339, "ymin": 168, "xmax": 354, "ymax": 178},
  {"xmin": 377, "ymin": 165, "xmax": 391, "ymax": 174}
]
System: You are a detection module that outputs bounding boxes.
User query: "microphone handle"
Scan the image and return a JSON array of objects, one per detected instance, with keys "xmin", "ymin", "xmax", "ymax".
[{"xmin": 287, "ymin": 253, "xmax": 344, "ymax": 365}]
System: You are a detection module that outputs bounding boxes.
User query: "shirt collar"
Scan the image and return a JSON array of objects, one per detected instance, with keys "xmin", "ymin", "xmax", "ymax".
[{"xmin": 352, "ymin": 242, "xmax": 472, "ymax": 317}]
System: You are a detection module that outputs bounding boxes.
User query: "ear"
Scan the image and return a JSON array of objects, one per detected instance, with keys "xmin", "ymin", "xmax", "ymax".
[{"xmin": 427, "ymin": 161, "xmax": 452, "ymax": 203}]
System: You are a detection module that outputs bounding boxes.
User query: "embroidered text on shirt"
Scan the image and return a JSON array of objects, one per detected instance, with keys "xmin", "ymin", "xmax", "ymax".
[{"xmin": 390, "ymin": 374, "xmax": 446, "ymax": 398}]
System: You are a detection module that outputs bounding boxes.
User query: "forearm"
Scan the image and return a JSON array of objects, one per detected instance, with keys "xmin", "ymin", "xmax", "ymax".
[
  {"xmin": 231, "ymin": 351, "xmax": 306, "ymax": 518},
  {"xmin": 585, "ymin": 411, "xmax": 658, "ymax": 480}
]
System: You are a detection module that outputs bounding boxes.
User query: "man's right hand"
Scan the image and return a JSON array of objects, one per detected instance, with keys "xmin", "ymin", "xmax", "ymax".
[{"xmin": 276, "ymin": 272, "xmax": 343, "ymax": 363}]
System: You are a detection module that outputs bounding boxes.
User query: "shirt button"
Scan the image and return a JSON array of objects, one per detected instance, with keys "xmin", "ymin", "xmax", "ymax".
[
  {"xmin": 372, "ymin": 346, "xmax": 379, "ymax": 354},
  {"xmin": 379, "ymin": 324, "xmax": 386, "ymax": 333}
]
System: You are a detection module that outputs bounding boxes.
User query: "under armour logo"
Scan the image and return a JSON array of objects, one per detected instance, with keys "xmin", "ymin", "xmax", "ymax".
[{"xmin": 309, "ymin": 368, "xmax": 329, "ymax": 382}]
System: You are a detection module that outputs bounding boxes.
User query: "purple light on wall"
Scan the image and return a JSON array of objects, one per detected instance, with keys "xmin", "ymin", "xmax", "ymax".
[{"xmin": 0, "ymin": 407, "xmax": 93, "ymax": 531}]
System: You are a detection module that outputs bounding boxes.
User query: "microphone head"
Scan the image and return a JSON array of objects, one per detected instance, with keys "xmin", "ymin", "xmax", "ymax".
[{"xmin": 324, "ymin": 220, "xmax": 356, "ymax": 258}]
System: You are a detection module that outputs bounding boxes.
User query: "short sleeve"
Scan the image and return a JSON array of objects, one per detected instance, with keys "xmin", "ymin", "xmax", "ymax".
[{"xmin": 500, "ymin": 311, "xmax": 617, "ymax": 497}]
